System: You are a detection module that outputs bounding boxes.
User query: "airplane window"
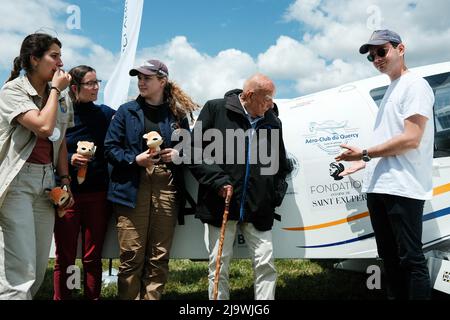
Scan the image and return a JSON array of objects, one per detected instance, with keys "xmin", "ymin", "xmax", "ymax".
[
  {"xmin": 425, "ymin": 72, "xmax": 450, "ymax": 158},
  {"xmin": 370, "ymin": 72, "xmax": 450, "ymax": 158},
  {"xmin": 369, "ymin": 86, "xmax": 388, "ymax": 107}
]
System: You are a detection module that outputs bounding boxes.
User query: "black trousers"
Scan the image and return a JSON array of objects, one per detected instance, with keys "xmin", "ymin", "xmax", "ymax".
[{"xmin": 367, "ymin": 193, "xmax": 431, "ymax": 300}]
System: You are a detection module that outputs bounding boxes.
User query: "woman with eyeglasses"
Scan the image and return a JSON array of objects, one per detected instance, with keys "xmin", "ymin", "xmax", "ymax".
[
  {"xmin": 0, "ymin": 33, "xmax": 73, "ymax": 299},
  {"xmin": 104, "ymin": 59, "xmax": 198, "ymax": 300},
  {"xmin": 52, "ymin": 65, "xmax": 115, "ymax": 300}
]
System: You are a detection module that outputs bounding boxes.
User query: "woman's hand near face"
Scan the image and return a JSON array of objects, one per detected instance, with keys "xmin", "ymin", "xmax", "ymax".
[{"xmin": 52, "ymin": 68, "xmax": 71, "ymax": 91}]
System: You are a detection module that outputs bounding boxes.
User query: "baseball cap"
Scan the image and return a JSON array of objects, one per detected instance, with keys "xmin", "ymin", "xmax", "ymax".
[
  {"xmin": 359, "ymin": 30, "xmax": 402, "ymax": 54},
  {"xmin": 129, "ymin": 59, "xmax": 169, "ymax": 77}
]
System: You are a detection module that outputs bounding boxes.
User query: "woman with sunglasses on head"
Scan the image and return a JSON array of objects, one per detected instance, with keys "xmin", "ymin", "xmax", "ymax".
[
  {"xmin": 0, "ymin": 33, "xmax": 73, "ymax": 299},
  {"xmin": 105, "ymin": 59, "xmax": 198, "ymax": 300},
  {"xmin": 52, "ymin": 65, "xmax": 115, "ymax": 300}
]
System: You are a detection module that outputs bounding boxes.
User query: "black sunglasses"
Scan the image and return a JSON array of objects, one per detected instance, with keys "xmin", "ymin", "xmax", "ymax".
[{"xmin": 367, "ymin": 47, "xmax": 391, "ymax": 62}]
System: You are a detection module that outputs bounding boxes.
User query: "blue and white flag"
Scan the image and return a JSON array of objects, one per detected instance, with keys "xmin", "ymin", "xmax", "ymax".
[{"xmin": 104, "ymin": 0, "xmax": 144, "ymax": 109}]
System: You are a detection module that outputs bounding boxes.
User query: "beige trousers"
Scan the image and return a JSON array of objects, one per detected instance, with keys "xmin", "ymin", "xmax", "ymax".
[
  {"xmin": 206, "ymin": 221, "xmax": 277, "ymax": 300},
  {"xmin": 114, "ymin": 166, "xmax": 178, "ymax": 300},
  {"xmin": 0, "ymin": 163, "xmax": 55, "ymax": 300}
]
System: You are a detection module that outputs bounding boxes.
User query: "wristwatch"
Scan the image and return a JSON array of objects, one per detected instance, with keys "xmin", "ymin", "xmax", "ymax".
[{"xmin": 362, "ymin": 149, "xmax": 371, "ymax": 162}]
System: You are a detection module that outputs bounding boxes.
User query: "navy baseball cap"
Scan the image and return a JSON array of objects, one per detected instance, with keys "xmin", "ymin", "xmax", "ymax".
[
  {"xmin": 129, "ymin": 59, "xmax": 169, "ymax": 77},
  {"xmin": 359, "ymin": 30, "xmax": 402, "ymax": 54}
]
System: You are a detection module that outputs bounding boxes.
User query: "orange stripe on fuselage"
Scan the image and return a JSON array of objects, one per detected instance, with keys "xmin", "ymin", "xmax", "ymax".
[
  {"xmin": 283, "ymin": 183, "xmax": 450, "ymax": 231},
  {"xmin": 433, "ymin": 183, "xmax": 450, "ymax": 196},
  {"xmin": 283, "ymin": 212, "xmax": 370, "ymax": 231}
]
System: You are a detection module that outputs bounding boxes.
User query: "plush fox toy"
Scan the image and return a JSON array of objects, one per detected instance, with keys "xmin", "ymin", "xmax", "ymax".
[
  {"xmin": 47, "ymin": 186, "xmax": 71, "ymax": 218},
  {"xmin": 143, "ymin": 131, "xmax": 163, "ymax": 175},
  {"xmin": 76, "ymin": 141, "xmax": 96, "ymax": 184}
]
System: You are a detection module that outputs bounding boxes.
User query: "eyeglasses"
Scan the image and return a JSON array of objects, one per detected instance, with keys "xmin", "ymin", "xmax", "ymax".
[
  {"xmin": 80, "ymin": 80, "xmax": 102, "ymax": 88},
  {"xmin": 367, "ymin": 47, "xmax": 390, "ymax": 62}
]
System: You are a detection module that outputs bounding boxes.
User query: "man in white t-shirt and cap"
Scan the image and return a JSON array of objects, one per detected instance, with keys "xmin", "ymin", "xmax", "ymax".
[{"xmin": 335, "ymin": 29, "xmax": 434, "ymax": 300}]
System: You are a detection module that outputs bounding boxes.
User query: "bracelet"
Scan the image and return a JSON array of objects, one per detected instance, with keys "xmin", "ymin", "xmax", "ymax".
[
  {"xmin": 50, "ymin": 86, "xmax": 61, "ymax": 95},
  {"xmin": 60, "ymin": 174, "xmax": 72, "ymax": 182}
]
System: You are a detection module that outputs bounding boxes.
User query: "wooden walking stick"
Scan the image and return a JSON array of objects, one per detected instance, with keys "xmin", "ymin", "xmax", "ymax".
[{"xmin": 213, "ymin": 185, "xmax": 233, "ymax": 300}]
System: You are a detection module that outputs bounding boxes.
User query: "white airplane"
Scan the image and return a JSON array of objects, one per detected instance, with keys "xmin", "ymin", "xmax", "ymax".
[
  {"xmin": 161, "ymin": 61, "xmax": 450, "ymax": 258},
  {"xmin": 53, "ymin": 61, "xmax": 450, "ymax": 290}
]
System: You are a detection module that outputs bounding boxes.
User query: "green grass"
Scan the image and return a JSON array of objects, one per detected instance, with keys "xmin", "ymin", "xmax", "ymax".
[{"xmin": 34, "ymin": 258, "xmax": 386, "ymax": 300}]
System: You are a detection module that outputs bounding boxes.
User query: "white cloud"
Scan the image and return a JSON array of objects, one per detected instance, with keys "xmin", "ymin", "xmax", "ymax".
[
  {"xmin": 258, "ymin": 36, "xmax": 325, "ymax": 79},
  {"xmin": 0, "ymin": 0, "xmax": 117, "ymax": 84},
  {"xmin": 0, "ymin": 0, "xmax": 64, "ymax": 34},
  {"xmin": 281, "ymin": 0, "xmax": 450, "ymax": 93},
  {"xmin": 59, "ymin": 34, "xmax": 117, "ymax": 80},
  {"xmin": 0, "ymin": 32, "xmax": 24, "ymax": 70},
  {"xmin": 0, "ymin": 0, "xmax": 65, "ymax": 71},
  {"xmin": 131, "ymin": 0, "xmax": 450, "ymax": 100},
  {"xmin": 133, "ymin": 36, "xmax": 257, "ymax": 105},
  {"xmin": 284, "ymin": 0, "xmax": 328, "ymax": 30},
  {"xmin": 295, "ymin": 59, "xmax": 371, "ymax": 93},
  {"xmin": 1, "ymin": 0, "xmax": 449, "ymax": 104}
]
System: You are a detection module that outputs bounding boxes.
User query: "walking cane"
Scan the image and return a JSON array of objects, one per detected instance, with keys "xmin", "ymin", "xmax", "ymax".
[{"xmin": 213, "ymin": 185, "xmax": 233, "ymax": 300}]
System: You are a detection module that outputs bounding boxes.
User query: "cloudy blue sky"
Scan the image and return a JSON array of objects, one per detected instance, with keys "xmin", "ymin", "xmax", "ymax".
[{"xmin": 1, "ymin": 0, "xmax": 449, "ymax": 106}]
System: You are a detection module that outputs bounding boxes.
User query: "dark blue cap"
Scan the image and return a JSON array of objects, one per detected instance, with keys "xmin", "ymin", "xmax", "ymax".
[{"xmin": 359, "ymin": 29, "xmax": 402, "ymax": 54}]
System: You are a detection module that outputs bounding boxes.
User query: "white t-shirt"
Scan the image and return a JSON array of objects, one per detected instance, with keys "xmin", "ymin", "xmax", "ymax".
[{"xmin": 362, "ymin": 71, "xmax": 435, "ymax": 200}]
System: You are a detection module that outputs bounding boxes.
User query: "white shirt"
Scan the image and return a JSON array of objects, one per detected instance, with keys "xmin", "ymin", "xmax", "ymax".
[{"xmin": 362, "ymin": 71, "xmax": 435, "ymax": 200}]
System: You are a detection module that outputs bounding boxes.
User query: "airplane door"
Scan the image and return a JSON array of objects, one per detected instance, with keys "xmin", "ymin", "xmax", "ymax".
[{"xmin": 426, "ymin": 72, "xmax": 450, "ymax": 248}]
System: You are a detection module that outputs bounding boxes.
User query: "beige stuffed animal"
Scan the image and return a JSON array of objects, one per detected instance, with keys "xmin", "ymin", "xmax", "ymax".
[
  {"xmin": 76, "ymin": 141, "xmax": 96, "ymax": 184},
  {"xmin": 143, "ymin": 131, "xmax": 163, "ymax": 175}
]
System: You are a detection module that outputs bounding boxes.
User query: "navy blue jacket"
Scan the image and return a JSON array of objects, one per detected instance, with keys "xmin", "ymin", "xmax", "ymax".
[
  {"xmin": 104, "ymin": 97, "xmax": 190, "ymax": 220},
  {"xmin": 66, "ymin": 102, "xmax": 115, "ymax": 194}
]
